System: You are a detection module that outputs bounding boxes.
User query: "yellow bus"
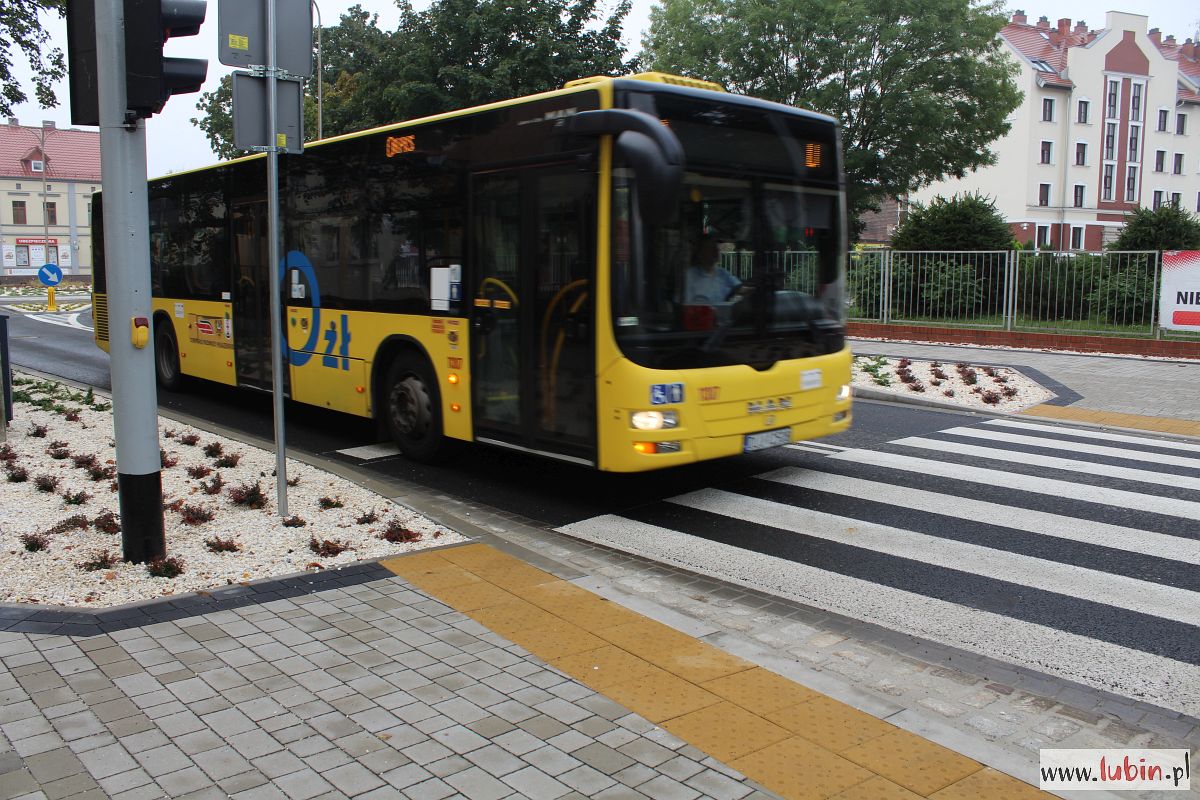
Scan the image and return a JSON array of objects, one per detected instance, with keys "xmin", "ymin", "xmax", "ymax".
[{"xmin": 93, "ymin": 72, "xmax": 851, "ymax": 471}]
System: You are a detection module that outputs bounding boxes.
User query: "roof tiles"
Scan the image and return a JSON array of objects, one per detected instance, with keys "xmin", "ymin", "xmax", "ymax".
[{"xmin": 0, "ymin": 123, "xmax": 101, "ymax": 182}]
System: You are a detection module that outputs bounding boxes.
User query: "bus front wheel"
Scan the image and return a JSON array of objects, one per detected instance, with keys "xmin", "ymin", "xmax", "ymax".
[
  {"xmin": 384, "ymin": 354, "xmax": 444, "ymax": 462},
  {"xmin": 154, "ymin": 321, "xmax": 182, "ymax": 391}
]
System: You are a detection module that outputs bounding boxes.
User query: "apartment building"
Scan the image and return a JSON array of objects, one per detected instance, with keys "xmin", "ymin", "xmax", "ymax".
[
  {"xmin": 911, "ymin": 10, "xmax": 1200, "ymax": 250},
  {"xmin": 0, "ymin": 118, "xmax": 101, "ymax": 276}
]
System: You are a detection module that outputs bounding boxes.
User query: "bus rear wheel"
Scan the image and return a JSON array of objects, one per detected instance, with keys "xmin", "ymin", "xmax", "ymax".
[
  {"xmin": 154, "ymin": 321, "xmax": 182, "ymax": 391},
  {"xmin": 384, "ymin": 353, "xmax": 444, "ymax": 462}
]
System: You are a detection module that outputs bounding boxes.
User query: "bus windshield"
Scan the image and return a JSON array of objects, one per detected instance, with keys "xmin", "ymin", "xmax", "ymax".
[{"xmin": 611, "ymin": 92, "xmax": 845, "ymax": 371}]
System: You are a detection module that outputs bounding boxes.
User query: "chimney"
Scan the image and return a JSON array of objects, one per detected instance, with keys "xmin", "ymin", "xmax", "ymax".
[
  {"xmin": 7, "ymin": 117, "xmax": 18, "ymax": 126},
  {"xmin": 1149, "ymin": 28, "xmax": 1160, "ymax": 44},
  {"xmin": 1183, "ymin": 39, "xmax": 1196, "ymax": 60},
  {"xmin": 1036, "ymin": 16, "xmax": 1050, "ymax": 29},
  {"xmin": 1012, "ymin": 9, "xmax": 1027, "ymax": 24},
  {"xmin": 1165, "ymin": 34, "xmax": 1176, "ymax": 46},
  {"xmin": 1057, "ymin": 18, "xmax": 1071, "ymax": 35},
  {"xmin": 1073, "ymin": 20, "xmax": 1088, "ymax": 35}
]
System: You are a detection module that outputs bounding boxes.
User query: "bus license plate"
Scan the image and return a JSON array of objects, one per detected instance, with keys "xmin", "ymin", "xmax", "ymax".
[{"xmin": 743, "ymin": 428, "xmax": 791, "ymax": 453}]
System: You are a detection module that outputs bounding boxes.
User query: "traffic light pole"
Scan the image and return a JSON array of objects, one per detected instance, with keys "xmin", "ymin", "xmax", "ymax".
[
  {"xmin": 94, "ymin": 0, "xmax": 166, "ymax": 562},
  {"xmin": 265, "ymin": 0, "xmax": 289, "ymax": 517}
]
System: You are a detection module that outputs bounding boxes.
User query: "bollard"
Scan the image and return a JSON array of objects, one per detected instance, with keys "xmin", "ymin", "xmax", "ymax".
[{"xmin": 47, "ymin": 287, "xmax": 57, "ymax": 313}]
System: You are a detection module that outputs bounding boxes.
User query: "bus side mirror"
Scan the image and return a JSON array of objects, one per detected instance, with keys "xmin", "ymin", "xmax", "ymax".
[{"xmin": 565, "ymin": 109, "xmax": 683, "ymax": 226}]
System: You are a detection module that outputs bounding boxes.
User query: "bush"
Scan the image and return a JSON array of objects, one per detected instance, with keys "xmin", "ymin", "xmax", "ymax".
[
  {"xmin": 309, "ymin": 537, "xmax": 348, "ymax": 557},
  {"xmin": 179, "ymin": 504, "xmax": 215, "ymax": 525},
  {"xmin": 93, "ymin": 511, "xmax": 121, "ymax": 534},
  {"xmin": 205, "ymin": 537, "xmax": 240, "ymax": 553},
  {"xmin": 891, "ymin": 193, "xmax": 1012, "ymax": 251},
  {"xmin": 20, "ymin": 533, "xmax": 49, "ymax": 552},
  {"xmin": 1087, "ymin": 268, "xmax": 1155, "ymax": 325},
  {"xmin": 80, "ymin": 551, "xmax": 119, "ymax": 571},
  {"xmin": 1109, "ymin": 205, "xmax": 1200, "ymax": 251},
  {"xmin": 146, "ymin": 557, "xmax": 185, "ymax": 578},
  {"xmin": 228, "ymin": 481, "xmax": 266, "ymax": 509}
]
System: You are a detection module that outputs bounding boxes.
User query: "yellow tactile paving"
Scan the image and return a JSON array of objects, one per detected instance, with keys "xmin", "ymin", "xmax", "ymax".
[
  {"xmin": 1021, "ymin": 404, "xmax": 1200, "ymax": 437},
  {"xmin": 731, "ymin": 736, "xmax": 876, "ymax": 800},
  {"xmin": 380, "ymin": 544, "xmax": 1052, "ymax": 800},
  {"xmin": 661, "ymin": 701, "xmax": 790, "ymax": 763},
  {"xmin": 701, "ymin": 667, "xmax": 821, "ymax": 716},
  {"xmin": 503, "ymin": 620, "xmax": 607, "ymax": 662},
  {"xmin": 829, "ymin": 775, "xmax": 923, "ymax": 799},
  {"xmin": 929, "ymin": 767, "xmax": 1048, "ymax": 799},
  {"xmin": 602, "ymin": 669, "xmax": 722, "ymax": 723},
  {"xmin": 550, "ymin": 645, "xmax": 662, "ymax": 690},
  {"xmin": 766, "ymin": 695, "xmax": 897, "ymax": 754},
  {"xmin": 843, "ymin": 729, "xmax": 983, "ymax": 796}
]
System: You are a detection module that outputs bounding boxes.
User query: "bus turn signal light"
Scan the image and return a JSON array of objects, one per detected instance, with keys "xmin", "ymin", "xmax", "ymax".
[
  {"xmin": 450, "ymin": 403, "xmax": 461, "ymax": 412},
  {"xmin": 447, "ymin": 373, "xmax": 460, "ymax": 385}
]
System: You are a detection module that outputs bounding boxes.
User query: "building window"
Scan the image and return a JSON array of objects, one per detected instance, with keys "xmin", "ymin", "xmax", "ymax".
[
  {"xmin": 1075, "ymin": 142, "xmax": 1087, "ymax": 165},
  {"xmin": 1155, "ymin": 150, "xmax": 1166, "ymax": 172},
  {"xmin": 45, "ymin": 202, "xmax": 57, "ymax": 225},
  {"xmin": 1102, "ymin": 165, "xmax": 1114, "ymax": 201},
  {"xmin": 1040, "ymin": 141, "xmax": 1052, "ymax": 164},
  {"xmin": 1073, "ymin": 185, "xmax": 1085, "ymax": 207},
  {"xmin": 12, "ymin": 201, "xmax": 26, "ymax": 224},
  {"xmin": 1077, "ymin": 100, "xmax": 1089, "ymax": 124},
  {"xmin": 1104, "ymin": 123, "xmax": 1117, "ymax": 160},
  {"xmin": 1153, "ymin": 190, "xmax": 1163, "ymax": 209},
  {"xmin": 1196, "ymin": 192, "xmax": 1200, "ymax": 213},
  {"xmin": 1125, "ymin": 166, "xmax": 1138, "ymax": 202},
  {"xmin": 1036, "ymin": 225, "xmax": 1050, "ymax": 248},
  {"xmin": 1127, "ymin": 124, "xmax": 1140, "ymax": 162},
  {"xmin": 30, "ymin": 159, "xmax": 44, "ymax": 173},
  {"xmin": 1171, "ymin": 192, "xmax": 1181, "ymax": 208},
  {"xmin": 1070, "ymin": 227, "xmax": 1084, "ymax": 250},
  {"xmin": 1038, "ymin": 184, "xmax": 1051, "ymax": 206},
  {"xmin": 1106, "ymin": 80, "xmax": 1119, "ymax": 118},
  {"xmin": 1158, "ymin": 109, "xmax": 1169, "ymax": 131},
  {"xmin": 1042, "ymin": 97, "xmax": 1054, "ymax": 122},
  {"xmin": 1177, "ymin": 114, "xmax": 1188, "ymax": 135},
  {"xmin": 1174, "ymin": 153, "xmax": 1184, "ymax": 174},
  {"xmin": 87, "ymin": 202, "xmax": 92, "ymax": 225},
  {"xmin": 1130, "ymin": 83, "xmax": 1143, "ymax": 120}
]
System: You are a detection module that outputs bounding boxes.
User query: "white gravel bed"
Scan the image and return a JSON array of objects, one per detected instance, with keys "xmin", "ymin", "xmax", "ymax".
[
  {"xmin": 0, "ymin": 374, "xmax": 464, "ymax": 608},
  {"xmin": 852, "ymin": 334, "xmax": 1200, "ymax": 363},
  {"xmin": 851, "ymin": 355, "xmax": 1054, "ymax": 413}
]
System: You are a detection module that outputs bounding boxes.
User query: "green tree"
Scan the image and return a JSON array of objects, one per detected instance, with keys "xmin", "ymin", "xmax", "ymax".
[
  {"xmin": 641, "ymin": 0, "xmax": 1022, "ymax": 238},
  {"xmin": 1109, "ymin": 205, "xmax": 1200, "ymax": 251},
  {"xmin": 890, "ymin": 193, "xmax": 1011, "ymax": 250},
  {"xmin": 192, "ymin": 0, "xmax": 634, "ymax": 159},
  {"xmin": 1, "ymin": 0, "xmax": 66, "ymax": 117}
]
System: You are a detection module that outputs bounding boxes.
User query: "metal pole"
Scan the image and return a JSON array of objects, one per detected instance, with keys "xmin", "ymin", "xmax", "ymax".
[
  {"xmin": 267, "ymin": 0, "xmax": 289, "ymax": 516},
  {"xmin": 95, "ymin": 0, "xmax": 165, "ymax": 562},
  {"xmin": 312, "ymin": 0, "xmax": 322, "ymax": 140},
  {"xmin": 39, "ymin": 125, "xmax": 54, "ymax": 309}
]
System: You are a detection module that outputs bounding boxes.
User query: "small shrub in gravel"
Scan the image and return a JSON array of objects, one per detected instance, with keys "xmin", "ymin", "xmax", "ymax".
[
  {"xmin": 944, "ymin": 389, "xmax": 956, "ymax": 397},
  {"xmin": 79, "ymin": 551, "xmax": 119, "ymax": 572},
  {"xmin": 907, "ymin": 382, "xmax": 926, "ymax": 393},
  {"xmin": 62, "ymin": 490, "xmax": 91, "ymax": 506},
  {"xmin": 28, "ymin": 423, "xmax": 47, "ymax": 438},
  {"xmin": 146, "ymin": 557, "xmax": 185, "ymax": 578},
  {"xmin": 6, "ymin": 465, "xmax": 29, "ymax": 482},
  {"xmin": 49, "ymin": 515, "xmax": 90, "ymax": 534},
  {"xmin": 179, "ymin": 433, "xmax": 200, "ymax": 446},
  {"xmin": 87, "ymin": 464, "xmax": 115, "ymax": 482},
  {"xmin": 163, "ymin": 429, "xmax": 176, "ymax": 439},
  {"xmin": 20, "ymin": 533, "xmax": 49, "ymax": 552},
  {"xmin": 179, "ymin": 504, "xmax": 215, "ymax": 525},
  {"xmin": 187, "ymin": 465, "xmax": 212, "ymax": 479},
  {"xmin": 228, "ymin": 481, "xmax": 266, "ymax": 509},
  {"xmin": 381, "ymin": 521, "xmax": 422, "ymax": 543},
  {"xmin": 201, "ymin": 474, "xmax": 225, "ymax": 495},
  {"xmin": 981, "ymin": 390, "xmax": 1001, "ymax": 405},
  {"xmin": 64, "ymin": 410, "xmax": 81, "ymax": 422},
  {"xmin": 205, "ymin": 537, "xmax": 240, "ymax": 553},
  {"xmin": 931, "ymin": 368, "xmax": 949, "ymax": 380},
  {"xmin": 215, "ymin": 453, "xmax": 241, "ymax": 468},
  {"xmin": 47, "ymin": 446, "xmax": 70, "ymax": 460},
  {"xmin": 309, "ymin": 537, "xmax": 348, "ymax": 557},
  {"xmin": 356, "ymin": 510, "xmax": 378, "ymax": 525},
  {"xmin": 1002, "ymin": 386, "xmax": 1018, "ymax": 399},
  {"xmin": 898, "ymin": 358, "xmax": 912, "ymax": 369},
  {"xmin": 34, "ymin": 474, "xmax": 61, "ymax": 493},
  {"xmin": 318, "ymin": 496, "xmax": 344, "ymax": 510},
  {"xmin": 287, "ymin": 476, "xmax": 300, "ymax": 487},
  {"xmin": 72, "ymin": 453, "xmax": 99, "ymax": 470},
  {"xmin": 160, "ymin": 449, "xmax": 178, "ymax": 468},
  {"xmin": 982, "ymin": 366, "xmax": 997, "ymax": 378},
  {"xmin": 203, "ymin": 442, "xmax": 223, "ymax": 458},
  {"xmin": 93, "ymin": 511, "xmax": 121, "ymax": 534},
  {"xmin": 0, "ymin": 444, "xmax": 16, "ymax": 462},
  {"xmin": 282, "ymin": 515, "xmax": 307, "ymax": 528}
]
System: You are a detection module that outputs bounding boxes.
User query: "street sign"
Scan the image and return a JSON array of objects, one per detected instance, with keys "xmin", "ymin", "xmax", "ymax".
[
  {"xmin": 232, "ymin": 72, "xmax": 304, "ymax": 153},
  {"xmin": 217, "ymin": 0, "xmax": 313, "ymax": 77},
  {"xmin": 38, "ymin": 263, "xmax": 63, "ymax": 287}
]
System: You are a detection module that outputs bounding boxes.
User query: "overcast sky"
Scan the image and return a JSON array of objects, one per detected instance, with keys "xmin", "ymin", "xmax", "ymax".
[{"xmin": 9, "ymin": 0, "xmax": 1199, "ymax": 178}]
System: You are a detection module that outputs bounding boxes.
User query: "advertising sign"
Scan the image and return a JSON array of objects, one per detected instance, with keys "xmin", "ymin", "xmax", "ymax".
[{"xmin": 1160, "ymin": 251, "xmax": 1200, "ymax": 331}]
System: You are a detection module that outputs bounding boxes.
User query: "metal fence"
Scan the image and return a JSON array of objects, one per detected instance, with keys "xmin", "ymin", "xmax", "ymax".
[{"xmin": 847, "ymin": 249, "xmax": 1167, "ymax": 337}]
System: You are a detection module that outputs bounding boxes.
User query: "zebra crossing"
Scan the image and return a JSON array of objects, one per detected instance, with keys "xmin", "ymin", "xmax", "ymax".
[{"xmin": 557, "ymin": 418, "xmax": 1200, "ymax": 717}]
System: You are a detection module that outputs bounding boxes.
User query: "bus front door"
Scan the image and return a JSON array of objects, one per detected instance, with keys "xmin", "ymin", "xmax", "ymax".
[
  {"xmin": 231, "ymin": 200, "xmax": 273, "ymax": 391},
  {"xmin": 470, "ymin": 166, "xmax": 596, "ymax": 465}
]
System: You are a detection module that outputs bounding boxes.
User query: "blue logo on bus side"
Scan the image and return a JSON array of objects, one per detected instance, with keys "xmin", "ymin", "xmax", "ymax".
[
  {"xmin": 650, "ymin": 383, "xmax": 684, "ymax": 405},
  {"xmin": 282, "ymin": 251, "xmax": 320, "ymax": 367}
]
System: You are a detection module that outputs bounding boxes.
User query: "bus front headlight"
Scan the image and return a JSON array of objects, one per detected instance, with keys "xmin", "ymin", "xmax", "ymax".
[
  {"xmin": 837, "ymin": 384, "xmax": 851, "ymax": 401},
  {"xmin": 630, "ymin": 410, "xmax": 679, "ymax": 430}
]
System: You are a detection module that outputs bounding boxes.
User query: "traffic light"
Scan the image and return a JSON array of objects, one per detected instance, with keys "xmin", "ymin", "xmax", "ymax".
[
  {"xmin": 124, "ymin": 0, "xmax": 209, "ymax": 119},
  {"xmin": 66, "ymin": 0, "xmax": 100, "ymax": 126}
]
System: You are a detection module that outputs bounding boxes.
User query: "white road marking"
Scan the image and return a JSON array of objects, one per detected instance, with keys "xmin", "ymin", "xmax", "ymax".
[
  {"xmin": 335, "ymin": 443, "xmax": 400, "ymax": 460},
  {"xmin": 892, "ymin": 436, "xmax": 1200, "ymax": 491},
  {"xmin": 984, "ymin": 418, "xmax": 1200, "ymax": 453},
  {"xmin": 27, "ymin": 308, "xmax": 93, "ymax": 332},
  {"xmin": 829, "ymin": 449, "xmax": 1200, "ymax": 520},
  {"xmin": 758, "ymin": 467, "xmax": 1200, "ymax": 565},
  {"xmin": 557, "ymin": 514, "xmax": 1200, "ymax": 717},
  {"xmin": 937, "ymin": 426, "xmax": 1200, "ymax": 469}
]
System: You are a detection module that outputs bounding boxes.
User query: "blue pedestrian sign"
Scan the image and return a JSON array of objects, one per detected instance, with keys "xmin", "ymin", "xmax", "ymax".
[{"xmin": 38, "ymin": 263, "xmax": 63, "ymax": 287}]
